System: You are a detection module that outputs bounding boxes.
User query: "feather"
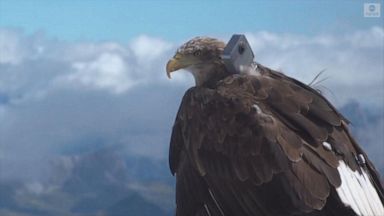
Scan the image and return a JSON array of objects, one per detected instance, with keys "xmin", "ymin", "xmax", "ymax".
[
  {"xmin": 302, "ymin": 147, "xmax": 341, "ymax": 188},
  {"xmin": 169, "ymin": 61, "xmax": 383, "ymax": 216},
  {"xmin": 336, "ymin": 161, "xmax": 384, "ymax": 216},
  {"xmin": 292, "ymin": 160, "xmax": 330, "ymax": 200}
]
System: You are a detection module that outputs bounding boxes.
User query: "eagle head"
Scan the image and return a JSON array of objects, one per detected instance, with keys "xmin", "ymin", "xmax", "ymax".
[{"xmin": 166, "ymin": 37, "xmax": 227, "ymax": 86}]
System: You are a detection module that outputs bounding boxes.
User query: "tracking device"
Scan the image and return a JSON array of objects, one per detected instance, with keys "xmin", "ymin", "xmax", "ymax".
[{"xmin": 221, "ymin": 34, "xmax": 254, "ymax": 74}]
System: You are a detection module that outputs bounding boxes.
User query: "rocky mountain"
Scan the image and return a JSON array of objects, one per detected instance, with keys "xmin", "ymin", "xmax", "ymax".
[{"xmin": 0, "ymin": 150, "xmax": 173, "ymax": 216}]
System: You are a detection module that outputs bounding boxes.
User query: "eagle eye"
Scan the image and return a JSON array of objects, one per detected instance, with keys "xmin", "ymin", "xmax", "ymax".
[{"xmin": 193, "ymin": 50, "xmax": 202, "ymax": 57}]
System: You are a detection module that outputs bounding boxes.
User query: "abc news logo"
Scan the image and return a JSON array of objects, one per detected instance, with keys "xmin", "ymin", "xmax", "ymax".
[{"xmin": 364, "ymin": 3, "xmax": 381, "ymax": 17}]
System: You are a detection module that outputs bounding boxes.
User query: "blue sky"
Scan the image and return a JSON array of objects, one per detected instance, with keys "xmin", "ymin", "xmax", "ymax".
[{"xmin": 0, "ymin": 0, "xmax": 382, "ymax": 42}]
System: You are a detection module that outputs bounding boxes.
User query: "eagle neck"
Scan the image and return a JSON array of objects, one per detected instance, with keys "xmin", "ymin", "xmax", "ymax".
[{"xmin": 190, "ymin": 63, "xmax": 229, "ymax": 88}]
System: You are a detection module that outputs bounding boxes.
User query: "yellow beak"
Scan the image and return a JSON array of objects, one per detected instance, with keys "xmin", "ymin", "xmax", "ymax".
[
  {"xmin": 166, "ymin": 54, "xmax": 195, "ymax": 79},
  {"xmin": 166, "ymin": 58, "xmax": 181, "ymax": 79}
]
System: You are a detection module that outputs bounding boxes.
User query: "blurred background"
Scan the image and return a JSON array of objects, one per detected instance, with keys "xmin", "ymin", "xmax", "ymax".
[{"xmin": 0, "ymin": 0, "xmax": 383, "ymax": 215}]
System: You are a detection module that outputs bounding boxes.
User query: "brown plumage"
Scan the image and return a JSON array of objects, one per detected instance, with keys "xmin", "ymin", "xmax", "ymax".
[{"xmin": 166, "ymin": 37, "xmax": 384, "ymax": 216}]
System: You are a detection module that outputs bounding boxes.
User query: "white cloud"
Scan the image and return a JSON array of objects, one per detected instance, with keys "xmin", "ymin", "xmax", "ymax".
[
  {"xmin": 1, "ymin": 27, "xmax": 381, "ymax": 106},
  {"xmin": 0, "ymin": 31, "xmax": 176, "ymax": 99},
  {"xmin": 130, "ymin": 35, "xmax": 172, "ymax": 62},
  {"xmin": 68, "ymin": 53, "xmax": 135, "ymax": 93},
  {"xmin": 0, "ymin": 29, "xmax": 26, "ymax": 64},
  {"xmin": 347, "ymin": 26, "xmax": 384, "ymax": 48},
  {"xmin": 24, "ymin": 182, "xmax": 45, "ymax": 195},
  {"xmin": 246, "ymin": 26, "xmax": 384, "ymax": 106}
]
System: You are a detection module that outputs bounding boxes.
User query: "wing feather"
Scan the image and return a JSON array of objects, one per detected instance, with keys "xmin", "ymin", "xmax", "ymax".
[{"xmin": 169, "ymin": 65, "xmax": 383, "ymax": 216}]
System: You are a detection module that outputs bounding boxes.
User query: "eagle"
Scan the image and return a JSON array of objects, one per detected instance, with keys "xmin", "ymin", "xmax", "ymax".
[{"xmin": 166, "ymin": 36, "xmax": 384, "ymax": 216}]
